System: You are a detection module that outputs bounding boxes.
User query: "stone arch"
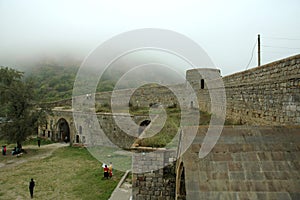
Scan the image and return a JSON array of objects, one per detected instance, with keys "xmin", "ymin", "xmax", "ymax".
[
  {"xmin": 138, "ymin": 120, "xmax": 151, "ymax": 135},
  {"xmin": 56, "ymin": 118, "xmax": 70, "ymax": 142},
  {"xmin": 176, "ymin": 162, "xmax": 186, "ymax": 200}
]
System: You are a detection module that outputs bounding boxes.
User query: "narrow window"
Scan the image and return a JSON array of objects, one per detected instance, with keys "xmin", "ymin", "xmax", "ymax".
[
  {"xmin": 79, "ymin": 126, "xmax": 82, "ymax": 134},
  {"xmin": 200, "ymin": 79, "xmax": 205, "ymax": 89}
]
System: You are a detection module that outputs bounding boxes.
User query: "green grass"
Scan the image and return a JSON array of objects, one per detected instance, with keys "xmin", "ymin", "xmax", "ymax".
[
  {"xmin": 134, "ymin": 107, "xmax": 214, "ymax": 148},
  {"xmin": 0, "ymin": 147, "xmax": 49, "ymax": 163},
  {"xmin": 134, "ymin": 107, "xmax": 179, "ymax": 148},
  {"xmin": 0, "ymin": 146, "xmax": 124, "ymax": 200},
  {"xmin": 94, "ymin": 103, "xmax": 240, "ymax": 148}
]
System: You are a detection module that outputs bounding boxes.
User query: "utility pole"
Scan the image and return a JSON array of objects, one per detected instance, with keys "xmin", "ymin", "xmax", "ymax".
[{"xmin": 258, "ymin": 34, "xmax": 261, "ymax": 66}]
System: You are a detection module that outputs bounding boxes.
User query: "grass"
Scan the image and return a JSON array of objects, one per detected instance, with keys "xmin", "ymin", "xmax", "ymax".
[
  {"xmin": 0, "ymin": 147, "xmax": 49, "ymax": 164},
  {"xmin": 0, "ymin": 146, "xmax": 124, "ymax": 200},
  {"xmin": 133, "ymin": 107, "xmax": 213, "ymax": 148},
  {"xmin": 94, "ymin": 102, "xmax": 241, "ymax": 148}
]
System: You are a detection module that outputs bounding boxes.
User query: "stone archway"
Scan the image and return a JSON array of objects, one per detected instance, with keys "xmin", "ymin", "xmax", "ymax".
[
  {"xmin": 56, "ymin": 118, "xmax": 70, "ymax": 143},
  {"xmin": 176, "ymin": 162, "xmax": 186, "ymax": 200}
]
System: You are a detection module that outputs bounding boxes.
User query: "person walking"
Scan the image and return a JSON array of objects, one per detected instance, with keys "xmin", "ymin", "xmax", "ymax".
[
  {"xmin": 2, "ymin": 145, "xmax": 6, "ymax": 155},
  {"xmin": 37, "ymin": 138, "xmax": 41, "ymax": 148},
  {"xmin": 29, "ymin": 178, "xmax": 35, "ymax": 198}
]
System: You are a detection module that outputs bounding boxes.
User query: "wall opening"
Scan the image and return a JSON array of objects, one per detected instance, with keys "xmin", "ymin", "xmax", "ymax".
[
  {"xmin": 56, "ymin": 118, "xmax": 70, "ymax": 143},
  {"xmin": 76, "ymin": 135, "xmax": 80, "ymax": 143},
  {"xmin": 138, "ymin": 120, "xmax": 151, "ymax": 135},
  {"xmin": 79, "ymin": 125, "xmax": 82, "ymax": 134},
  {"xmin": 200, "ymin": 79, "xmax": 205, "ymax": 89}
]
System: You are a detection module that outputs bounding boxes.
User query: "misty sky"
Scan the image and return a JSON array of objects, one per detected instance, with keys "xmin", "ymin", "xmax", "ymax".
[{"xmin": 0, "ymin": 0, "xmax": 300, "ymax": 75}]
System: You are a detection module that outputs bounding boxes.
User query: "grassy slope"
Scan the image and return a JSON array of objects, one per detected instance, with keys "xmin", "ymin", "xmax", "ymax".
[
  {"xmin": 0, "ymin": 146, "xmax": 123, "ymax": 200},
  {"xmin": 129, "ymin": 106, "xmax": 211, "ymax": 148}
]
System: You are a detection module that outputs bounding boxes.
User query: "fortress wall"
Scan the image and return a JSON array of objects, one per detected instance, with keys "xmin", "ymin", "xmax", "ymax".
[
  {"xmin": 48, "ymin": 54, "xmax": 300, "ymax": 126},
  {"xmin": 222, "ymin": 54, "xmax": 300, "ymax": 125},
  {"xmin": 42, "ymin": 110, "xmax": 149, "ymax": 149},
  {"xmin": 132, "ymin": 150, "xmax": 177, "ymax": 200},
  {"xmin": 186, "ymin": 68, "xmax": 223, "ymax": 113},
  {"xmin": 103, "ymin": 84, "xmax": 185, "ymax": 109},
  {"xmin": 68, "ymin": 86, "xmax": 181, "ymax": 109},
  {"xmin": 187, "ymin": 54, "xmax": 300, "ymax": 125}
]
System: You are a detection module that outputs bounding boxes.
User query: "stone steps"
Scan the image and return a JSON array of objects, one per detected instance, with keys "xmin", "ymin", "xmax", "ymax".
[{"xmin": 195, "ymin": 191, "xmax": 295, "ymax": 200}]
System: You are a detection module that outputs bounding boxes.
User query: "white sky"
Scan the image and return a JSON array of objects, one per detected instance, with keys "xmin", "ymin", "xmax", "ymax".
[{"xmin": 0, "ymin": 0, "xmax": 300, "ymax": 75}]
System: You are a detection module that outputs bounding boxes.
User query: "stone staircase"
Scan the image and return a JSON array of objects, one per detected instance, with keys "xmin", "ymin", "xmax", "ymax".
[{"xmin": 182, "ymin": 126, "xmax": 300, "ymax": 200}]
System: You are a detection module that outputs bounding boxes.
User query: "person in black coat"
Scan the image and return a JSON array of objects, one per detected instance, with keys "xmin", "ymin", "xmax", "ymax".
[
  {"xmin": 29, "ymin": 178, "xmax": 35, "ymax": 198},
  {"xmin": 37, "ymin": 138, "xmax": 41, "ymax": 147}
]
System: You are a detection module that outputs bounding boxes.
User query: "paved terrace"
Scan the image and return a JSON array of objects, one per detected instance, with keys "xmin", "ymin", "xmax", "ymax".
[{"xmin": 179, "ymin": 126, "xmax": 300, "ymax": 200}]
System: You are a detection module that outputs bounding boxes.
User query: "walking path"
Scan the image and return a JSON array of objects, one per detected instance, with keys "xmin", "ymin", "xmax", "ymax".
[{"xmin": 109, "ymin": 170, "xmax": 132, "ymax": 200}]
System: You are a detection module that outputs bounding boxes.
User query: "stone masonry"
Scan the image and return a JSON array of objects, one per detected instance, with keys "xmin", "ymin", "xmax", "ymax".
[
  {"xmin": 178, "ymin": 126, "xmax": 300, "ymax": 199},
  {"xmin": 132, "ymin": 149, "xmax": 177, "ymax": 200},
  {"xmin": 187, "ymin": 54, "xmax": 300, "ymax": 125}
]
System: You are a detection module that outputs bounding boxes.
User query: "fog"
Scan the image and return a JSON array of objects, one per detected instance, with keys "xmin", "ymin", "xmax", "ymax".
[{"xmin": 1, "ymin": 0, "xmax": 300, "ymax": 75}]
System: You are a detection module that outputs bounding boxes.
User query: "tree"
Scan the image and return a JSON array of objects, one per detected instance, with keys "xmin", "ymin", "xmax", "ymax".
[{"xmin": 0, "ymin": 67, "xmax": 50, "ymax": 146}]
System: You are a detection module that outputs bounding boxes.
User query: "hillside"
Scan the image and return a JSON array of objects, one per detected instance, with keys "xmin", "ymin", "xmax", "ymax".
[
  {"xmin": 24, "ymin": 65, "xmax": 116, "ymax": 102},
  {"xmin": 25, "ymin": 65, "xmax": 78, "ymax": 101}
]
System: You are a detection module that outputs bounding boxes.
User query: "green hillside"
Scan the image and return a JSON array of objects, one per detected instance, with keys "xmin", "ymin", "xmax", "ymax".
[
  {"xmin": 25, "ymin": 65, "xmax": 116, "ymax": 102},
  {"xmin": 26, "ymin": 65, "xmax": 77, "ymax": 101}
]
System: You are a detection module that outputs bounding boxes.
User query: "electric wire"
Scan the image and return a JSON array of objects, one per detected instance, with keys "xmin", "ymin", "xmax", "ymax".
[
  {"xmin": 262, "ymin": 45, "xmax": 300, "ymax": 50},
  {"xmin": 245, "ymin": 40, "xmax": 257, "ymax": 70},
  {"xmin": 261, "ymin": 36, "xmax": 300, "ymax": 41}
]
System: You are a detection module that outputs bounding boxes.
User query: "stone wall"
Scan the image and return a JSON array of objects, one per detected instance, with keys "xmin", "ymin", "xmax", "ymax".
[
  {"xmin": 48, "ymin": 84, "xmax": 184, "ymax": 111},
  {"xmin": 47, "ymin": 54, "xmax": 300, "ymax": 126},
  {"xmin": 223, "ymin": 54, "xmax": 300, "ymax": 125},
  {"xmin": 41, "ymin": 109, "xmax": 149, "ymax": 149},
  {"xmin": 187, "ymin": 54, "xmax": 300, "ymax": 125},
  {"xmin": 44, "ymin": 54, "xmax": 300, "ymax": 137},
  {"xmin": 132, "ymin": 149, "xmax": 177, "ymax": 200}
]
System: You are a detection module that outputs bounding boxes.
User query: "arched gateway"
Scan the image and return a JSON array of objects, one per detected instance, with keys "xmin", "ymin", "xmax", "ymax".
[
  {"xmin": 56, "ymin": 118, "xmax": 70, "ymax": 142},
  {"xmin": 38, "ymin": 111, "xmax": 74, "ymax": 144}
]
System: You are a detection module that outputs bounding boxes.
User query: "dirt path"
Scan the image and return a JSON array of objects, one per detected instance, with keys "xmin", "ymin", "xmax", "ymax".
[{"xmin": 0, "ymin": 143, "xmax": 69, "ymax": 169}]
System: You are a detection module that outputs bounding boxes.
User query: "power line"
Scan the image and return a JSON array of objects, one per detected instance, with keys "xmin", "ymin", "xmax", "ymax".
[
  {"xmin": 261, "ymin": 51, "xmax": 299, "ymax": 55},
  {"xmin": 261, "ymin": 36, "xmax": 300, "ymax": 41},
  {"xmin": 262, "ymin": 45, "xmax": 300, "ymax": 50},
  {"xmin": 245, "ymin": 40, "xmax": 257, "ymax": 70}
]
